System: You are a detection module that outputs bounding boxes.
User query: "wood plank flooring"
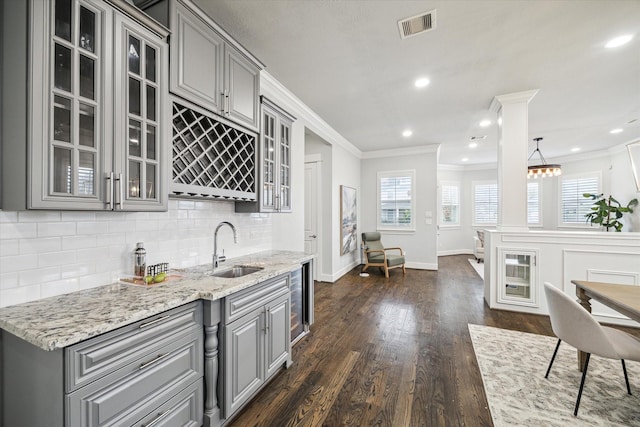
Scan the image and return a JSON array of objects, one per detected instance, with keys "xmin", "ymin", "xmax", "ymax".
[{"xmin": 226, "ymin": 255, "xmax": 560, "ymax": 426}]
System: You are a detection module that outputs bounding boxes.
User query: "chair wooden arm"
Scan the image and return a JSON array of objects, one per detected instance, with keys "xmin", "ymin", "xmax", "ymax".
[{"xmin": 383, "ymin": 247, "xmax": 404, "ymax": 256}]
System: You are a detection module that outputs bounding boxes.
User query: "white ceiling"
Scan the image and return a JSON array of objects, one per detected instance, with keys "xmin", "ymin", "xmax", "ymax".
[{"xmin": 193, "ymin": 0, "xmax": 640, "ymax": 165}]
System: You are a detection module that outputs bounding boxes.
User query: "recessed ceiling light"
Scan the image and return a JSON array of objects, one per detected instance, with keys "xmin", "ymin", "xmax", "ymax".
[
  {"xmin": 461, "ymin": 157, "xmax": 469, "ymax": 162},
  {"xmin": 479, "ymin": 120, "xmax": 491, "ymax": 127},
  {"xmin": 571, "ymin": 147, "xmax": 581, "ymax": 152},
  {"xmin": 414, "ymin": 77, "xmax": 430, "ymax": 88},
  {"xmin": 605, "ymin": 34, "xmax": 633, "ymax": 48},
  {"xmin": 469, "ymin": 142, "xmax": 478, "ymax": 148},
  {"xmin": 610, "ymin": 128, "xmax": 624, "ymax": 134},
  {"xmin": 402, "ymin": 130, "xmax": 413, "ymax": 137}
]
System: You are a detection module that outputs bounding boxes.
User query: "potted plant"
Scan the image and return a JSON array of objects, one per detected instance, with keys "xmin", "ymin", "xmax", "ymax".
[{"xmin": 583, "ymin": 193, "xmax": 638, "ymax": 232}]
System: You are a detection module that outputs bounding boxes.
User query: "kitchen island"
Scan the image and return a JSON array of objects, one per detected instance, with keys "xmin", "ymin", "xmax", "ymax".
[{"xmin": 0, "ymin": 250, "xmax": 314, "ymax": 427}]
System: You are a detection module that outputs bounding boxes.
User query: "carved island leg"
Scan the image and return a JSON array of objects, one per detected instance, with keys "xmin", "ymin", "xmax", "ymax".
[
  {"xmin": 576, "ymin": 288, "xmax": 592, "ymax": 372},
  {"xmin": 204, "ymin": 301, "xmax": 222, "ymax": 427}
]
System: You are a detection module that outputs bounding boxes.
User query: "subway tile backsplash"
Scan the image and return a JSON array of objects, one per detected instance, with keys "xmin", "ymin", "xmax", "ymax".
[{"xmin": 0, "ymin": 200, "xmax": 272, "ymax": 307}]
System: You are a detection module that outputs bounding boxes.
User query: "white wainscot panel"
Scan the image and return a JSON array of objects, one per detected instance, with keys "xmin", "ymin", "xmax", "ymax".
[{"xmin": 563, "ymin": 249, "xmax": 640, "ymax": 322}]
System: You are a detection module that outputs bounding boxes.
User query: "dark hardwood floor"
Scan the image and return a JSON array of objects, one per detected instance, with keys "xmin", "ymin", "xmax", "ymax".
[{"xmin": 228, "ymin": 255, "xmax": 556, "ymax": 427}]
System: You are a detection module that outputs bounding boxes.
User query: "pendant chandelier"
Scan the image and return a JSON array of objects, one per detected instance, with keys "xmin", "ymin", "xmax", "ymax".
[{"xmin": 528, "ymin": 137, "xmax": 561, "ymax": 179}]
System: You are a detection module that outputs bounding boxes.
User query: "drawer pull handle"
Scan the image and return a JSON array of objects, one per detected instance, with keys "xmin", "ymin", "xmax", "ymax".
[
  {"xmin": 142, "ymin": 410, "xmax": 171, "ymax": 427},
  {"xmin": 139, "ymin": 315, "xmax": 170, "ymax": 329},
  {"xmin": 139, "ymin": 353, "xmax": 169, "ymax": 370}
]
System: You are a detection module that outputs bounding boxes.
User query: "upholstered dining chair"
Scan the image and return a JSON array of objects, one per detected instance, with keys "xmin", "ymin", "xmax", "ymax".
[
  {"xmin": 361, "ymin": 232, "xmax": 406, "ymax": 278},
  {"xmin": 543, "ymin": 282, "xmax": 640, "ymax": 416}
]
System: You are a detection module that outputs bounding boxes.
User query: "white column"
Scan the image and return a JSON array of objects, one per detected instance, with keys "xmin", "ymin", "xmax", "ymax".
[{"xmin": 489, "ymin": 89, "xmax": 538, "ymax": 232}]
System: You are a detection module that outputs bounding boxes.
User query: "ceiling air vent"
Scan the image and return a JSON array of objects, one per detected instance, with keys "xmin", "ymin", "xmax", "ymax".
[
  {"xmin": 398, "ymin": 9, "xmax": 436, "ymax": 39},
  {"xmin": 471, "ymin": 135, "xmax": 487, "ymax": 140}
]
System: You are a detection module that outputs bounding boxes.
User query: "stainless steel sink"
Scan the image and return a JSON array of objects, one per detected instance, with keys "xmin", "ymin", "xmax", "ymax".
[{"xmin": 210, "ymin": 265, "xmax": 264, "ymax": 278}]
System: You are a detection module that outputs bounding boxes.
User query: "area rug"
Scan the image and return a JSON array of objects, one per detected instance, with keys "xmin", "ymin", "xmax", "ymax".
[
  {"xmin": 468, "ymin": 324, "xmax": 640, "ymax": 426},
  {"xmin": 468, "ymin": 258, "xmax": 484, "ymax": 279}
]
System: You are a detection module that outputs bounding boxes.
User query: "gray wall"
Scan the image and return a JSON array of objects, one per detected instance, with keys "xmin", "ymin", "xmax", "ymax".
[{"xmin": 361, "ymin": 151, "xmax": 439, "ymax": 269}]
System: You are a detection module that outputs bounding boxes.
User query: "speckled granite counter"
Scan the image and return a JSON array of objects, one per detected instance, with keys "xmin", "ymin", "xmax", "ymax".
[{"xmin": 0, "ymin": 250, "xmax": 313, "ymax": 351}]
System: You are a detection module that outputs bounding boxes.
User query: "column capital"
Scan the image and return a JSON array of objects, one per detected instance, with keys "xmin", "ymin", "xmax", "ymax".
[{"xmin": 489, "ymin": 89, "xmax": 539, "ymax": 113}]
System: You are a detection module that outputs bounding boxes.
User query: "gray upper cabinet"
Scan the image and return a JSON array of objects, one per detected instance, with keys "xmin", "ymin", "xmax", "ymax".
[
  {"xmin": 167, "ymin": 0, "xmax": 262, "ymax": 131},
  {"xmin": 236, "ymin": 97, "xmax": 295, "ymax": 213},
  {"xmin": 170, "ymin": 0, "xmax": 224, "ymax": 112},
  {"xmin": 1, "ymin": 0, "xmax": 169, "ymax": 211}
]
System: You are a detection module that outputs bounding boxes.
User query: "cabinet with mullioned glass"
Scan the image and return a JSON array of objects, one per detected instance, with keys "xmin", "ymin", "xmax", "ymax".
[
  {"xmin": 1, "ymin": 0, "xmax": 168, "ymax": 211},
  {"xmin": 235, "ymin": 96, "xmax": 295, "ymax": 213},
  {"xmin": 497, "ymin": 248, "xmax": 539, "ymax": 307}
]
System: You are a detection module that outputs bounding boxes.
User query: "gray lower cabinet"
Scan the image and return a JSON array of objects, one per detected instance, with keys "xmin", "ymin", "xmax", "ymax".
[
  {"xmin": 1, "ymin": 301, "xmax": 203, "ymax": 427},
  {"xmin": 220, "ymin": 274, "xmax": 292, "ymax": 420}
]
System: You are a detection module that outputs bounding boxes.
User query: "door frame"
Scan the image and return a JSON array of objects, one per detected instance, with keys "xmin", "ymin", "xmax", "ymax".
[{"xmin": 304, "ymin": 155, "xmax": 322, "ymax": 281}]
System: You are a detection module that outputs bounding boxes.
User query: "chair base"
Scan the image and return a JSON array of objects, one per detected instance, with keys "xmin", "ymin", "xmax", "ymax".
[
  {"xmin": 362, "ymin": 263, "xmax": 406, "ymax": 278},
  {"xmin": 545, "ymin": 340, "xmax": 632, "ymax": 417}
]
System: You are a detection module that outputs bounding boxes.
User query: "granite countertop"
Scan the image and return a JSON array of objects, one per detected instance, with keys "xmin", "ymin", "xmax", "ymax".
[{"xmin": 0, "ymin": 250, "xmax": 314, "ymax": 351}]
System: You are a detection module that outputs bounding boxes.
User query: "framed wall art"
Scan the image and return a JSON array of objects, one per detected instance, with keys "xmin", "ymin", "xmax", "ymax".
[{"xmin": 340, "ymin": 185, "xmax": 358, "ymax": 255}]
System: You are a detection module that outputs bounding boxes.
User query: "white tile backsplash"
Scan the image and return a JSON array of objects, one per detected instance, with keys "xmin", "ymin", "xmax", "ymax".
[
  {"xmin": 1, "ymin": 223, "xmax": 37, "ymax": 239},
  {"xmin": 37, "ymin": 222, "xmax": 77, "ymax": 237},
  {"xmin": 18, "ymin": 211, "xmax": 61, "ymax": 222},
  {"xmin": 0, "ymin": 200, "xmax": 273, "ymax": 306}
]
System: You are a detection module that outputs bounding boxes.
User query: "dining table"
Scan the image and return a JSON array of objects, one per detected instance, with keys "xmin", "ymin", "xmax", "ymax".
[{"xmin": 571, "ymin": 280, "xmax": 640, "ymax": 371}]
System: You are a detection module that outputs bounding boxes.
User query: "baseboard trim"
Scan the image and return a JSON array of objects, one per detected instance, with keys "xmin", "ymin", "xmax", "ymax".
[
  {"xmin": 406, "ymin": 262, "xmax": 438, "ymax": 270},
  {"xmin": 438, "ymin": 249, "xmax": 473, "ymax": 256}
]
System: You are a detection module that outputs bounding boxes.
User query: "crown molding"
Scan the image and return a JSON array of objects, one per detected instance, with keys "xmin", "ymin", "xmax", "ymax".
[
  {"xmin": 260, "ymin": 71, "xmax": 362, "ymax": 158},
  {"xmin": 489, "ymin": 89, "xmax": 540, "ymax": 113}
]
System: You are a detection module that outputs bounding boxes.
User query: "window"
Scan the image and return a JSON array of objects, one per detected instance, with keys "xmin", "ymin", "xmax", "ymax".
[
  {"xmin": 377, "ymin": 170, "xmax": 415, "ymax": 230},
  {"xmin": 560, "ymin": 172, "xmax": 600, "ymax": 225},
  {"xmin": 527, "ymin": 181, "xmax": 541, "ymax": 226},
  {"xmin": 473, "ymin": 181, "xmax": 498, "ymax": 226},
  {"xmin": 473, "ymin": 181, "xmax": 542, "ymax": 226},
  {"xmin": 440, "ymin": 182, "xmax": 460, "ymax": 226}
]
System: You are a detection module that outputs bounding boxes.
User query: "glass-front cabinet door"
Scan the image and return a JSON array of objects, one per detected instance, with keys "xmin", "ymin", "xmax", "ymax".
[
  {"xmin": 497, "ymin": 248, "xmax": 539, "ymax": 307},
  {"xmin": 30, "ymin": 0, "xmax": 110, "ymax": 209},
  {"xmin": 261, "ymin": 109, "xmax": 277, "ymax": 212},
  {"xmin": 278, "ymin": 119, "xmax": 292, "ymax": 212},
  {"xmin": 113, "ymin": 15, "xmax": 167, "ymax": 210}
]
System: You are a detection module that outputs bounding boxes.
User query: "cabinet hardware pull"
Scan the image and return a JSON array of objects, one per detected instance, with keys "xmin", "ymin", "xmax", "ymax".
[
  {"xmin": 114, "ymin": 173, "xmax": 123, "ymax": 208},
  {"xmin": 105, "ymin": 172, "xmax": 114, "ymax": 210},
  {"xmin": 225, "ymin": 90, "xmax": 230, "ymax": 116},
  {"xmin": 139, "ymin": 353, "xmax": 169, "ymax": 370},
  {"xmin": 141, "ymin": 410, "xmax": 171, "ymax": 427},
  {"xmin": 139, "ymin": 315, "xmax": 170, "ymax": 329},
  {"xmin": 266, "ymin": 308, "xmax": 270, "ymax": 333},
  {"xmin": 221, "ymin": 92, "xmax": 226, "ymax": 114}
]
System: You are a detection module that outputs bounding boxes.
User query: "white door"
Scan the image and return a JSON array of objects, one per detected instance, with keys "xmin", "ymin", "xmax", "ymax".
[{"xmin": 304, "ymin": 162, "xmax": 320, "ymax": 279}]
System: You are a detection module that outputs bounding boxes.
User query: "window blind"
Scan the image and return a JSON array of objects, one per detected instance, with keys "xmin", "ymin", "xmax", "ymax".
[
  {"xmin": 527, "ymin": 181, "xmax": 540, "ymax": 225},
  {"xmin": 378, "ymin": 171, "xmax": 415, "ymax": 229},
  {"xmin": 441, "ymin": 183, "xmax": 460, "ymax": 225},
  {"xmin": 561, "ymin": 174, "xmax": 599, "ymax": 224},
  {"xmin": 474, "ymin": 182, "xmax": 498, "ymax": 224}
]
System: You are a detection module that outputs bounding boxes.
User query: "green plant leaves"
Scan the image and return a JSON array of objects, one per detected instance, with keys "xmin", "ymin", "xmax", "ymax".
[{"xmin": 582, "ymin": 193, "xmax": 638, "ymax": 232}]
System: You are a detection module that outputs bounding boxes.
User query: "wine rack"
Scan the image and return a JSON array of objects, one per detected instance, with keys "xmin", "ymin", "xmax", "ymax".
[{"xmin": 171, "ymin": 101, "xmax": 257, "ymax": 200}]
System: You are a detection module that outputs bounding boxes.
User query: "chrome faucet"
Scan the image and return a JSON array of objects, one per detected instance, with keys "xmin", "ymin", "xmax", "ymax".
[{"xmin": 213, "ymin": 221, "xmax": 237, "ymax": 270}]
